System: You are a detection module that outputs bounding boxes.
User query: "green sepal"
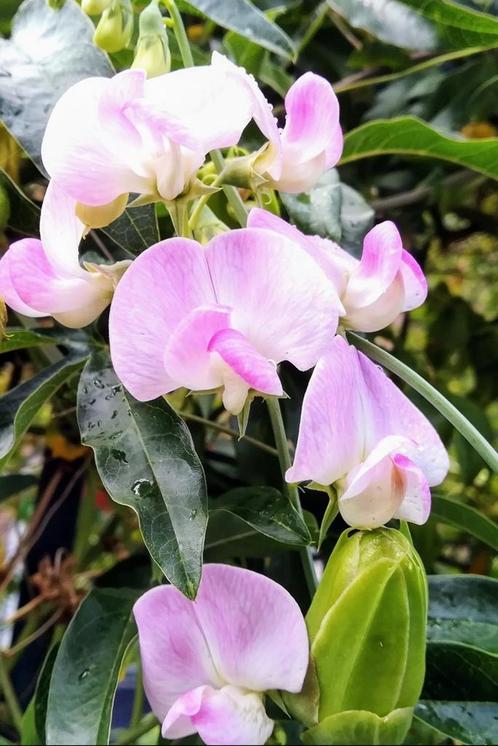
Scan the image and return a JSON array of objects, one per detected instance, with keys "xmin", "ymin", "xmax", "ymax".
[
  {"xmin": 302, "ymin": 707, "xmax": 414, "ymax": 745},
  {"xmin": 282, "ymin": 657, "xmax": 320, "ymax": 728}
]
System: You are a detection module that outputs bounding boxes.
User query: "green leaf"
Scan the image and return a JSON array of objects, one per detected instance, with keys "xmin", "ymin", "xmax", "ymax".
[
  {"xmin": 205, "ymin": 511, "xmax": 291, "ymax": 560},
  {"xmin": 34, "ymin": 644, "xmax": 59, "ymax": 745},
  {"xmin": 0, "ymin": 327, "xmax": 88, "ymax": 354},
  {"xmin": 45, "ymin": 588, "xmax": 139, "ymax": 746},
  {"xmin": 77, "ymin": 351, "xmax": 208, "ymax": 598},
  {"xmin": 415, "ymin": 701, "xmax": 498, "ymax": 746},
  {"xmin": 101, "ymin": 203, "xmax": 160, "ymax": 258},
  {"xmin": 427, "ymin": 574, "xmax": 498, "ymax": 654},
  {"xmin": 281, "ymin": 170, "xmax": 373, "ymax": 255},
  {"xmin": 347, "ymin": 333, "xmax": 498, "ymax": 472},
  {"xmin": 0, "ymin": 352, "xmax": 87, "ymax": 472},
  {"xmin": 424, "ymin": 642, "xmax": 498, "ymax": 700},
  {"xmin": 400, "ymin": 0, "xmax": 498, "ymax": 49},
  {"xmin": 341, "ymin": 116, "xmax": 498, "ymax": 184},
  {"xmin": 0, "ymin": 0, "xmax": 113, "ymax": 170},
  {"xmin": 21, "ymin": 698, "xmax": 40, "ymax": 746},
  {"xmin": 213, "ymin": 486, "xmax": 312, "ymax": 546},
  {"xmin": 185, "ymin": 0, "xmax": 296, "ymax": 59},
  {"xmin": 0, "ymin": 473, "xmax": 37, "ymax": 502},
  {"xmin": 431, "ymin": 495, "xmax": 498, "ymax": 551},
  {"xmin": 0, "ymin": 169, "xmax": 39, "ymax": 237}
]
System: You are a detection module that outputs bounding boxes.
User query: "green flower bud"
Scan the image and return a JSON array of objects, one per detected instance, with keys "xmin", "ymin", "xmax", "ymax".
[
  {"xmin": 93, "ymin": 0, "xmax": 133, "ymax": 54},
  {"xmin": 303, "ymin": 528, "xmax": 427, "ymax": 745},
  {"xmin": 131, "ymin": 1, "xmax": 170, "ymax": 78},
  {"xmin": 82, "ymin": 0, "xmax": 112, "ymax": 15}
]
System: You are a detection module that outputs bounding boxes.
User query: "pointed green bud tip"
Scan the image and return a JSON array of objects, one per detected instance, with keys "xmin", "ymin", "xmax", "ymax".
[
  {"xmin": 81, "ymin": 0, "xmax": 112, "ymax": 15},
  {"xmin": 47, "ymin": 0, "xmax": 66, "ymax": 9},
  {"xmin": 131, "ymin": 1, "xmax": 171, "ymax": 78},
  {"xmin": 303, "ymin": 528, "xmax": 427, "ymax": 744},
  {"xmin": 93, "ymin": 0, "xmax": 133, "ymax": 54}
]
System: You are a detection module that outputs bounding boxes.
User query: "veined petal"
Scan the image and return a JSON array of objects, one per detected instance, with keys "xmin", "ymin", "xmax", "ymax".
[
  {"xmin": 393, "ymin": 454, "xmax": 431, "ymax": 525},
  {"xmin": 339, "ymin": 435, "xmax": 413, "ymax": 529},
  {"xmin": 7, "ymin": 237, "xmax": 113, "ymax": 328},
  {"xmin": 133, "ymin": 587, "xmax": 223, "ymax": 723},
  {"xmin": 163, "ymin": 685, "xmax": 274, "ymax": 746},
  {"xmin": 286, "ymin": 336, "xmax": 365, "ymax": 486},
  {"xmin": 345, "ymin": 221, "xmax": 403, "ymax": 309},
  {"xmin": 208, "ymin": 328, "xmax": 283, "ymax": 397},
  {"xmin": 357, "ymin": 349, "xmax": 449, "ymax": 486},
  {"xmin": 192, "ymin": 565, "xmax": 309, "ymax": 694},
  {"xmin": 0, "ymin": 242, "xmax": 45, "ymax": 318},
  {"xmin": 40, "ymin": 180, "xmax": 85, "ymax": 277},
  {"xmin": 344, "ymin": 271, "xmax": 405, "ymax": 333},
  {"xmin": 206, "ymin": 228, "xmax": 340, "ymax": 371},
  {"xmin": 400, "ymin": 249, "xmax": 428, "ymax": 311},
  {"xmin": 109, "ymin": 237, "xmax": 215, "ymax": 401},
  {"xmin": 163, "ymin": 305, "xmax": 231, "ymax": 391}
]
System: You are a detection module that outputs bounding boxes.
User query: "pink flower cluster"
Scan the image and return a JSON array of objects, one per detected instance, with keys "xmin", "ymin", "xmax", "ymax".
[{"xmin": 0, "ymin": 53, "xmax": 449, "ymax": 745}]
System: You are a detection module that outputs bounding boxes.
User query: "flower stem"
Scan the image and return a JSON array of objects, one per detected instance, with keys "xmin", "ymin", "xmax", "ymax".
[
  {"xmin": 266, "ymin": 397, "xmax": 319, "ymax": 597},
  {"xmin": 0, "ymin": 652, "xmax": 23, "ymax": 734},
  {"xmin": 164, "ymin": 0, "xmax": 249, "ymax": 228},
  {"xmin": 117, "ymin": 712, "xmax": 158, "ymax": 745}
]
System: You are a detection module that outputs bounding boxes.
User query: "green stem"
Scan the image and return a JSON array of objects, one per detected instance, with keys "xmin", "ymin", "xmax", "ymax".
[
  {"xmin": 181, "ymin": 411, "xmax": 278, "ymax": 457},
  {"xmin": 0, "ymin": 653, "xmax": 23, "ymax": 733},
  {"xmin": 130, "ymin": 657, "xmax": 144, "ymax": 729},
  {"xmin": 189, "ymin": 171, "xmax": 225, "ymax": 233},
  {"xmin": 266, "ymin": 397, "xmax": 318, "ymax": 597},
  {"xmin": 164, "ymin": 0, "xmax": 248, "ymax": 228},
  {"xmin": 348, "ymin": 332, "xmax": 498, "ymax": 473},
  {"xmin": 117, "ymin": 713, "xmax": 158, "ymax": 745}
]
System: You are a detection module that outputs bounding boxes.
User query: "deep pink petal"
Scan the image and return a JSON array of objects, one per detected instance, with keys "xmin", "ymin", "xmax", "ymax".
[
  {"xmin": 0, "ymin": 242, "xmax": 45, "ymax": 318},
  {"xmin": 286, "ymin": 336, "xmax": 365, "ymax": 486},
  {"xmin": 133, "ymin": 588, "xmax": 223, "ymax": 723},
  {"xmin": 206, "ymin": 228, "xmax": 340, "ymax": 371},
  {"xmin": 346, "ymin": 221, "xmax": 403, "ymax": 309},
  {"xmin": 163, "ymin": 305, "xmax": 231, "ymax": 391},
  {"xmin": 109, "ymin": 238, "xmax": 215, "ymax": 401},
  {"xmin": 208, "ymin": 328, "xmax": 283, "ymax": 396},
  {"xmin": 358, "ymin": 349, "xmax": 449, "ymax": 486},
  {"xmin": 392, "ymin": 454, "xmax": 432, "ymax": 524},
  {"xmin": 400, "ymin": 249, "xmax": 428, "ymax": 311},
  {"xmin": 194, "ymin": 564, "xmax": 308, "ymax": 694}
]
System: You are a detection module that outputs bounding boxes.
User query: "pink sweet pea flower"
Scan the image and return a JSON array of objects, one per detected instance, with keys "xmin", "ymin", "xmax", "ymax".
[
  {"xmin": 134, "ymin": 564, "xmax": 309, "ymax": 746},
  {"xmin": 248, "ymin": 209, "xmax": 427, "ymax": 332},
  {"xmin": 109, "ymin": 228, "xmax": 342, "ymax": 414},
  {"xmin": 286, "ymin": 336, "xmax": 449, "ymax": 528},
  {"xmin": 41, "ymin": 53, "xmax": 278, "ymax": 216},
  {"xmin": 0, "ymin": 181, "xmax": 129, "ymax": 328}
]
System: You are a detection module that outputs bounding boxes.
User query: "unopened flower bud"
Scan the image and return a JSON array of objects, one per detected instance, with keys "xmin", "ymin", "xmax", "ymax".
[
  {"xmin": 131, "ymin": 1, "xmax": 170, "ymax": 78},
  {"xmin": 294, "ymin": 528, "xmax": 427, "ymax": 745},
  {"xmin": 82, "ymin": 0, "xmax": 112, "ymax": 14},
  {"xmin": 93, "ymin": 0, "xmax": 133, "ymax": 54}
]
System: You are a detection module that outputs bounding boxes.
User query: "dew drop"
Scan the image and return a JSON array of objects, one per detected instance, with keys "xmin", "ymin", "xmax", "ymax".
[
  {"xmin": 79, "ymin": 669, "xmax": 90, "ymax": 680},
  {"xmin": 188, "ymin": 508, "xmax": 198, "ymax": 520},
  {"xmin": 111, "ymin": 449, "xmax": 128, "ymax": 464},
  {"xmin": 94, "ymin": 378, "xmax": 105, "ymax": 389},
  {"xmin": 132, "ymin": 478, "xmax": 153, "ymax": 496}
]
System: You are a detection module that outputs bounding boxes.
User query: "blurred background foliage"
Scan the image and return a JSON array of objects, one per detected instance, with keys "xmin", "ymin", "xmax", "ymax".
[{"xmin": 0, "ymin": 1, "xmax": 497, "ymax": 745}]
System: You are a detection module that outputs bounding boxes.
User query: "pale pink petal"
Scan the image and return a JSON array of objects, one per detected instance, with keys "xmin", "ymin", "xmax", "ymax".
[
  {"xmin": 42, "ymin": 76, "xmax": 147, "ymax": 205},
  {"xmin": 163, "ymin": 305, "xmax": 231, "ymax": 391},
  {"xmin": 345, "ymin": 221, "xmax": 403, "ymax": 309},
  {"xmin": 344, "ymin": 272, "xmax": 405, "ymax": 332},
  {"xmin": 208, "ymin": 328, "xmax": 283, "ymax": 396},
  {"xmin": 109, "ymin": 238, "xmax": 215, "ymax": 401},
  {"xmin": 392, "ymin": 454, "xmax": 431, "ymax": 525},
  {"xmin": 39, "ymin": 180, "xmax": 85, "ymax": 276},
  {"xmin": 206, "ymin": 228, "xmax": 340, "ymax": 371},
  {"xmin": 193, "ymin": 564, "xmax": 309, "ymax": 694},
  {"xmin": 286, "ymin": 336, "xmax": 365, "ymax": 486},
  {"xmin": 163, "ymin": 685, "xmax": 273, "ymax": 746},
  {"xmin": 0, "ymin": 243, "xmax": 45, "ymax": 318},
  {"xmin": 400, "ymin": 249, "xmax": 428, "ymax": 311},
  {"xmin": 133, "ymin": 588, "xmax": 223, "ymax": 723},
  {"xmin": 7, "ymin": 238, "xmax": 112, "ymax": 328},
  {"xmin": 358, "ymin": 350, "xmax": 449, "ymax": 486},
  {"xmin": 339, "ymin": 435, "xmax": 413, "ymax": 529}
]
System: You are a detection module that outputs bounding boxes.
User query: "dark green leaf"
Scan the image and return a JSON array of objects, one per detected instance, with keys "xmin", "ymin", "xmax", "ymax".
[
  {"xmin": 185, "ymin": 0, "xmax": 296, "ymax": 59},
  {"xmin": 424, "ymin": 642, "xmax": 498, "ymax": 700},
  {"xmin": 0, "ymin": 352, "xmax": 87, "ymax": 472},
  {"xmin": 427, "ymin": 574, "xmax": 498, "ymax": 654},
  {"xmin": 46, "ymin": 588, "xmax": 139, "ymax": 746},
  {"xmin": 0, "ymin": 327, "xmax": 88, "ymax": 354},
  {"xmin": 431, "ymin": 495, "xmax": 498, "ymax": 551},
  {"xmin": 0, "ymin": 0, "xmax": 113, "ymax": 170},
  {"xmin": 0, "ymin": 473, "xmax": 37, "ymax": 502},
  {"xmin": 34, "ymin": 644, "xmax": 59, "ymax": 744},
  {"xmin": 205, "ymin": 511, "xmax": 290, "ymax": 560},
  {"xmin": 21, "ymin": 698, "xmax": 39, "ymax": 746},
  {"xmin": 0, "ymin": 169, "xmax": 39, "ymax": 237},
  {"xmin": 400, "ymin": 0, "xmax": 498, "ymax": 48},
  {"xmin": 101, "ymin": 203, "xmax": 160, "ymax": 258},
  {"xmin": 281, "ymin": 170, "xmax": 373, "ymax": 255},
  {"xmin": 213, "ymin": 486, "xmax": 312, "ymax": 546},
  {"xmin": 77, "ymin": 351, "xmax": 208, "ymax": 598},
  {"xmin": 415, "ymin": 701, "xmax": 498, "ymax": 746},
  {"xmin": 342, "ymin": 116, "xmax": 498, "ymax": 184}
]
